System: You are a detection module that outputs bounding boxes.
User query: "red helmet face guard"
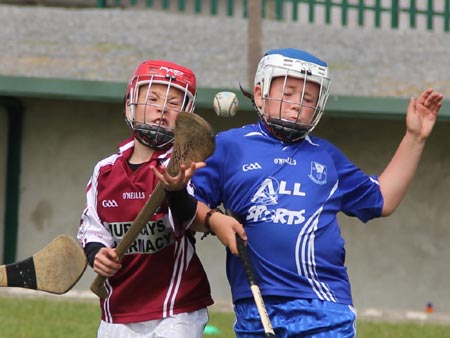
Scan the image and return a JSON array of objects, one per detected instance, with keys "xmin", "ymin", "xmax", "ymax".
[{"xmin": 125, "ymin": 60, "xmax": 197, "ymax": 149}]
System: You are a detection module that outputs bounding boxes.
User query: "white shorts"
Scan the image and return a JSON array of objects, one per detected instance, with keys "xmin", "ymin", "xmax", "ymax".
[{"xmin": 97, "ymin": 308, "xmax": 209, "ymax": 338}]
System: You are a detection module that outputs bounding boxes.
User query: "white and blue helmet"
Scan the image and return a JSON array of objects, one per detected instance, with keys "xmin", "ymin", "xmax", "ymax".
[{"xmin": 253, "ymin": 48, "xmax": 331, "ymax": 142}]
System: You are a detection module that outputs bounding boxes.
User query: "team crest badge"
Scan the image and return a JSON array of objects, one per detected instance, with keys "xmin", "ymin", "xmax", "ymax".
[{"xmin": 309, "ymin": 162, "xmax": 327, "ymax": 185}]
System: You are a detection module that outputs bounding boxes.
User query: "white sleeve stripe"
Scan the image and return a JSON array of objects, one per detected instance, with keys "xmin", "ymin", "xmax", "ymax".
[
  {"xmin": 163, "ymin": 238, "xmax": 185, "ymax": 317},
  {"xmin": 295, "ymin": 180, "xmax": 339, "ymax": 302},
  {"xmin": 103, "ymin": 279, "xmax": 114, "ymax": 323}
]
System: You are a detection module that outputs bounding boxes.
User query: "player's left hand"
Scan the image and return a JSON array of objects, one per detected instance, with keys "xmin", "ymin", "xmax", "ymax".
[
  {"xmin": 406, "ymin": 89, "xmax": 443, "ymax": 141},
  {"xmin": 151, "ymin": 162, "xmax": 206, "ymax": 191}
]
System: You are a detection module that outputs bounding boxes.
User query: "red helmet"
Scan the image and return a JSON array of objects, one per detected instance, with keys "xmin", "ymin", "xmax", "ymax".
[{"xmin": 125, "ymin": 60, "xmax": 197, "ymax": 149}]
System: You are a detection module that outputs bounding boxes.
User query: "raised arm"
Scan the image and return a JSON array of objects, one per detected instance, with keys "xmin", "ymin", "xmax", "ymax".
[{"xmin": 378, "ymin": 89, "xmax": 443, "ymax": 216}]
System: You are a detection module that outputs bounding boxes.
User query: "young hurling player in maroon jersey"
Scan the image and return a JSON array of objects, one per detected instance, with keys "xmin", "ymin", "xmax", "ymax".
[{"xmin": 77, "ymin": 60, "xmax": 213, "ymax": 338}]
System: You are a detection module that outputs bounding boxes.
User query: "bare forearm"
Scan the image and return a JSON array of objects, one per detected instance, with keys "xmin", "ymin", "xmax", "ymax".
[
  {"xmin": 191, "ymin": 201, "xmax": 211, "ymax": 232},
  {"xmin": 378, "ymin": 132, "xmax": 426, "ymax": 216}
]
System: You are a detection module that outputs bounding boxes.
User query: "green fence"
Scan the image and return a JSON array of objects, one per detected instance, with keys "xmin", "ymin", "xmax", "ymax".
[{"xmin": 96, "ymin": 0, "xmax": 450, "ymax": 32}]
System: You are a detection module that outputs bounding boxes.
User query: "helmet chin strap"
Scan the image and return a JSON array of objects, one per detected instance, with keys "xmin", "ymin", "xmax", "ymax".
[
  {"xmin": 133, "ymin": 123, "xmax": 174, "ymax": 150},
  {"xmin": 125, "ymin": 98, "xmax": 176, "ymax": 150},
  {"xmin": 265, "ymin": 116, "xmax": 309, "ymax": 143}
]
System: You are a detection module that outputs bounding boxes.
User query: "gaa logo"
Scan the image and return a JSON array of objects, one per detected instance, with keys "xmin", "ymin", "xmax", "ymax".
[
  {"xmin": 242, "ymin": 162, "xmax": 262, "ymax": 172},
  {"xmin": 102, "ymin": 200, "xmax": 119, "ymax": 208}
]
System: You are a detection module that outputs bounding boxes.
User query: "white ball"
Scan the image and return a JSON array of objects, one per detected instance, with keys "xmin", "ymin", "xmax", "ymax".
[{"xmin": 213, "ymin": 91, "xmax": 239, "ymax": 117}]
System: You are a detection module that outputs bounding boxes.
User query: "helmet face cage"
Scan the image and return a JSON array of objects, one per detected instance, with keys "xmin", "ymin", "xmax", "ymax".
[
  {"xmin": 125, "ymin": 60, "xmax": 197, "ymax": 149},
  {"xmin": 254, "ymin": 50, "xmax": 331, "ymax": 142}
]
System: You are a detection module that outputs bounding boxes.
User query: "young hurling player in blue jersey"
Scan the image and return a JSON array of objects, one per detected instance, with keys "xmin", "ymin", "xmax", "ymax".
[{"xmin": 153, "ymin": 48, "xmax": 443, "ymax": 337}]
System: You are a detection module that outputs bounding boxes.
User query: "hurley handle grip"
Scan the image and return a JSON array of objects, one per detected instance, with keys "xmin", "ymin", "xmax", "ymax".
[{"xmin": 90, "ymin": 274, "xmax": 108, "ymax": 299}]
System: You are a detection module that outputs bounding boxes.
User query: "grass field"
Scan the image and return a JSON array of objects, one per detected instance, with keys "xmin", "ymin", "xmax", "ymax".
[{"xmin": 0, "ymin": 296, "xmax": 449, "ymax": 337}]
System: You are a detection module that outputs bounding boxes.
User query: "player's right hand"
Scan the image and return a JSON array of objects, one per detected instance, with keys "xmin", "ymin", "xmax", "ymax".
[
  {"xmin": 93, "ymin": 247, "xmax": 122, "ymax": 277},
  {"xmin": 151, "ymin": 162, "xmax": 206, "ymax": 192},
  {"xmin": 209, "ymin": 212, "xmax": 247, "ymax": 256}
]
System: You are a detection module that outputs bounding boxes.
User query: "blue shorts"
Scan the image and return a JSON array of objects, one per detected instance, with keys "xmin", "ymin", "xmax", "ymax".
[{"xmin": 233, "ymin": 298, "xmax": 356, "ymax": 338}]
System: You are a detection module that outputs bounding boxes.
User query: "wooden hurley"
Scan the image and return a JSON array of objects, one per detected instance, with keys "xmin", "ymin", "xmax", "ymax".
[{"xmin": 0, "ymin": 235, "xmax": 87, "ymax": 295}]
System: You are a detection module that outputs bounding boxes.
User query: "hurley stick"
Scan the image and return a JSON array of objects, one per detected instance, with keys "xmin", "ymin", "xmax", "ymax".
[
  {"xmin": 90, "ymin": 112, "xmax": 214, "ymax": 298},
  {"xmin": 235, "ymin": 235, "xmax": 276, "ymax": 337},
  {"xmin": 0, "ymin": 235, "xmax": 87, "ymax": 295},
  {"xmin": 226, "ymin": 209, "xmax": 276, "ymax": 337}
]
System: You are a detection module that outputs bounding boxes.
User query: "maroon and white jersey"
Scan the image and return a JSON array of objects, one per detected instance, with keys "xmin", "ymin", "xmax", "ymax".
[{"xmin": 77, "ymin": 137, "xmax": 213, "ymax": 323}]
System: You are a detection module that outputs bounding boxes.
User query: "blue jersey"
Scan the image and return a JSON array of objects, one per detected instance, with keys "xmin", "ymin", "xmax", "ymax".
[{"xmin": 192, "ymin": 120, "xmax": 383, "ymax": 306}]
